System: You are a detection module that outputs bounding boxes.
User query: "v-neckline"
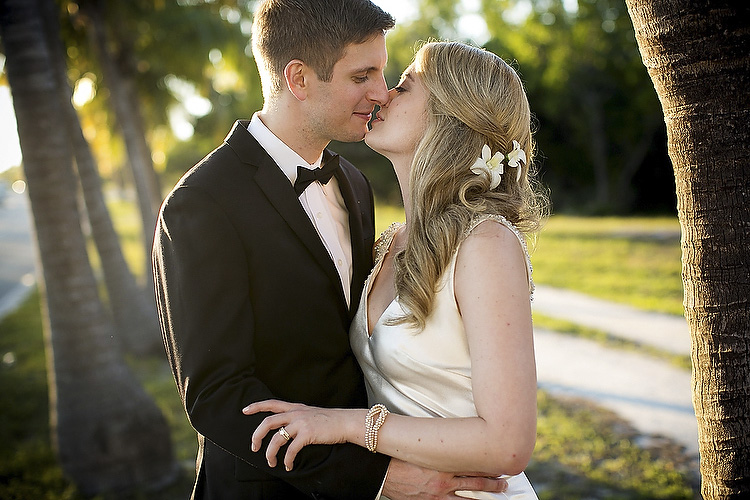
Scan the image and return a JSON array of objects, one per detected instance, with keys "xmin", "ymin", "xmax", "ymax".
[{"xmin": 364, "ymin": 224, "xmax": 403, "ymax": 338}]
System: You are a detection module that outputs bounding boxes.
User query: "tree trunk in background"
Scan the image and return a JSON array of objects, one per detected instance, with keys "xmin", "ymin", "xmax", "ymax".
[
  {"xmin": 625, "ymin": 0, "xmax": 750, "ymax": 497},
  {"xmin": 0, "ymin": 0, "xmax": 178, "ymax": 494},
  {"xmin": 78, "ymin": 0, "xmax": 162, "ymax": 291},
  {"xmin": 40, "ymin": 0, "xmax": 161, "ymax": 355}
]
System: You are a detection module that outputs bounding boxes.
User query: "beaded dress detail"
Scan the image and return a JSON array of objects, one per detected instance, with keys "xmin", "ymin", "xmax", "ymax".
[{"xmin": 350, "ymin": 215, "xmax": 538, "ymax": 499}]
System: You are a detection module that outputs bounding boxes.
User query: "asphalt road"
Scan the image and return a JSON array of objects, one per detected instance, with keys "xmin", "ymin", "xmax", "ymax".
[{"xmin": 0, "ymin": 187, "xmax": 36, "ymax": 319}]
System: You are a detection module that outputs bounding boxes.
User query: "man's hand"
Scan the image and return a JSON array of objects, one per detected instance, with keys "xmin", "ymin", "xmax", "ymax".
[{"xmin": 382, "ymin": 459, "xmax": 508, "ymax": 499}]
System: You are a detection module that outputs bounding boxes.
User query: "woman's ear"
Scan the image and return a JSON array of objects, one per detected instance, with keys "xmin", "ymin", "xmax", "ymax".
[{"xmin": 284, "ymin": 59, "xmax": 308, "ymax": 101}]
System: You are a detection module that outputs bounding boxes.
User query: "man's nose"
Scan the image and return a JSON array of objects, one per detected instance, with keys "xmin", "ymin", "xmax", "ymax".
[{"xmin": 367, "ymin": 73, "xmax": 390, "ymax": 106}]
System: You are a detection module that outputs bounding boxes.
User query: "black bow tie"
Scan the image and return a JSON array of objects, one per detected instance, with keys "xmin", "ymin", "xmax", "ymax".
[{"xmin": 293, "ymin": 154, "xmax": 340, "ymax": 196}]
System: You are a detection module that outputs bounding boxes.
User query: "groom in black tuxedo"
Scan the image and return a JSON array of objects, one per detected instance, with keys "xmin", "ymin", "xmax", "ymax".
[
  {"xmin": 153, "ymin": 0, "xmax": 507, "ymax": 498},
  {"xmin": 153, "ymin": 1, "xmax": 393, "ymax": 497}
]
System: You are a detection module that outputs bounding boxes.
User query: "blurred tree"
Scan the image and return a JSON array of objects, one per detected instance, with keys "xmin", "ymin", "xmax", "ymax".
[
  {"xmin": 41, "ymin": 0, "xmax": 161, "ymax": 354},
  {"xmin": 74, "ymin": 0, "xmax": 162, "ymax": 286},
  {"xmin": 625, "ymin": 0, "xmax": 750, "ymax": 497},
  {"xmin": 482, "ymin": 0, "xmax": 670, "ymax": 213},
  {"xmin": 58, "ymin": 0, "xmax": 260, "ymax": 266},
  {"xmin": 0, "ymin": 0, "xmax": 179, "ymax": 495}
]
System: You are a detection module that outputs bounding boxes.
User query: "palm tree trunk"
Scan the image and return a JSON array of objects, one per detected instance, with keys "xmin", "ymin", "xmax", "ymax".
[
  {"xmin": 625, "ymin": 0, "xmax": 750, "ymax": 497},
  {"xmin": 77, "ymin": 0, "xmax": 162, "ymax": 291},
  {"xmin": 39, "ymin": 0, "xmax": 161, "ymax": 355},
  {"xmin": 0, "ymin": 0, "xmax": 178, "ymax": 494}
]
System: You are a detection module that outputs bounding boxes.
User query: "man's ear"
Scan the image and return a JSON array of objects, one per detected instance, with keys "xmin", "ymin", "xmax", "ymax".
[{"xmin": 284, "ymin": 59, "xmax": 309, "ymax": 101}]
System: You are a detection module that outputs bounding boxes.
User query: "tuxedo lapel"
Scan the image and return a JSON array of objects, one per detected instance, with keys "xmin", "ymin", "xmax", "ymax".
[
  {"xmin": 333, "ymin": 164, "xmax": 368, "ymax": 316},
  {"xmin": 224, "ymin": 122, "xmax": 346, "ymax": 307}
]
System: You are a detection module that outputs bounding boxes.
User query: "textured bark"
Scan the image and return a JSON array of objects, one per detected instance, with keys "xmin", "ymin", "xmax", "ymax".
[
  {"xmin": 0, "ymin": 0, "xmax": 178, "ymax": 494},
  {"xmin": 39, "ymin": 0, "xmax": 161, "ymax": 355},
  {"xmin": 78, "ymin": 0, "xmax": 162, "ymax": 289},
  {"xmin": 625, "ymin": 0, "xmax": 750, "ymax": 497}
]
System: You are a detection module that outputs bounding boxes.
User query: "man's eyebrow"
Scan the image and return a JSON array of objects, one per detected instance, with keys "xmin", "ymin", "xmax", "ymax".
[{"xmin": 352, "ymin": 65, "xmax": 379, "ymax": 74}]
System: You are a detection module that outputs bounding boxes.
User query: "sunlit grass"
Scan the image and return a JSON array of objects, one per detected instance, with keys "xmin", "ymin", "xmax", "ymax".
[
  {"xmin": 532, "ymin": 215, "xmax": 683, "ymax": 316},
  {"xmin": 529, "ymin": 391, "xmax": 696, "ymax": 499},
  {"xmin": 105, "ymin": 196, "xmax": 148, "ymax": 278},
  {"xmin": 85, "ymin": 194, "xmax": 149, "ymax": 281},
  {"xmin": 375, "ymin": 200, "xmax": 406, "ymax": 236},
  {"xmin": 375, "ymin": 208, "xmax": 684, "ymax": 316}
]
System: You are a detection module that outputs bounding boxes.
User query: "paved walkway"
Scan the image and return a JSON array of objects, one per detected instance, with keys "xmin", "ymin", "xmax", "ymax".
[{"xmin": 532, "ymin": 285, "xmax": 698, "ymax": 458}]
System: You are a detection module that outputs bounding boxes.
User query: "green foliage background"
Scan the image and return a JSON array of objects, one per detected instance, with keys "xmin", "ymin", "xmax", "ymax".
[{"xmin": 44, "ymin": 0, "xmax": 674, "ymax": 215}]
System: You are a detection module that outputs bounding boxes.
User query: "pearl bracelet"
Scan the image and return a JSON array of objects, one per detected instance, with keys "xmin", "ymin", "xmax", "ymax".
[{"xmin": 364, "ymin": 403, "xmax": 389, "ymax": 453}]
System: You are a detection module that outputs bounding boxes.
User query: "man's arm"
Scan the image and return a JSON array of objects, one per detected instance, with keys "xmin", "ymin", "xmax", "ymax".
[{"xmin": 384, "ymin": 459, "xmax": 508, "ymax": 500}]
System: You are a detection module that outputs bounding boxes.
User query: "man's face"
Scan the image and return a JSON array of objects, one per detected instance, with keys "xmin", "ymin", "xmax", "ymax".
[{"xmin": 304, "ymin": 34, "xmax": 389, "ymax": 144}]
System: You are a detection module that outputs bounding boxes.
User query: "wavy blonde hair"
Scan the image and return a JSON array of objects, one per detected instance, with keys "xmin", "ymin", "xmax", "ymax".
[{"xmin": 391, "ymin": 41, "xmax": 549, "ymax": 330}]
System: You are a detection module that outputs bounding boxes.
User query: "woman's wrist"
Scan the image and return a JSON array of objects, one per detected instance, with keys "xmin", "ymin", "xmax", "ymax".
[{"xmin": 345, "ymin": 409, "xmax": 369, "ymax": 447}]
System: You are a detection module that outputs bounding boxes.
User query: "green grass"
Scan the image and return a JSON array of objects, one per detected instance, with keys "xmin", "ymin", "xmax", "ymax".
[
  {"xmin": 532, "ymin": 215, "xmax": 684, "ymax": 316},
  {"xmin": 529, "ymin": 391, "xmax": 698, "ymax": 499},
  {"xmin": 0, "ymin": 291, "xmax": 79, "ymax": 499},
  {"xmin": 374, "ymin": 200, "xmax": 406, "ymax": 236},
  {"xmin": 374, "ymin": 209, "xmax": 685, "ymax": 316},
  {"xmin": 85, "ymin": 195, "xmax": 149, "ymax": 281}
]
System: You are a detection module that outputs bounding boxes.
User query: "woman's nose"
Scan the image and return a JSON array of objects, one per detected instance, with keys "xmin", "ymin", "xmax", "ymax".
[{"xmin": 381, "ymin": 87, "xmax": 399, "ymax": 106}]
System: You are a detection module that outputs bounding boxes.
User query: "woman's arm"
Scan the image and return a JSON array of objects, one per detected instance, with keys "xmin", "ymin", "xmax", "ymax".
[{"xmin": 244, "ymin": 220, "xmax": 537, "ymax": 476}]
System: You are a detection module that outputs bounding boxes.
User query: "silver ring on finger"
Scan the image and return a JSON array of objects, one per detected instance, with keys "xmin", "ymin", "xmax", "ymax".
[{"xmin": 278, "ymin": 426, "xmax": 291, "ymax": 442}]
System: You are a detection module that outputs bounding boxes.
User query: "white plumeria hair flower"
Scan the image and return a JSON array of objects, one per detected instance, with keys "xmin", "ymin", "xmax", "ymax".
[
  {"xmin": 470, "ymin": 144, "xmax": 505, "ymax": 189},
  {"xmin": 506, "ymin": 140, "xmax": 527, "ymax": 182},
  {"xmin": 470, "ymin": 141, "xmax": 527, "ymax": 188}
]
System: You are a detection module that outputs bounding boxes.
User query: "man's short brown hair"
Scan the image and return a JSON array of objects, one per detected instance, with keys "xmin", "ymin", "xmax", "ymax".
[{"xmin": 252, "ymin": 0, "xmax": 395, "ymax": 97}]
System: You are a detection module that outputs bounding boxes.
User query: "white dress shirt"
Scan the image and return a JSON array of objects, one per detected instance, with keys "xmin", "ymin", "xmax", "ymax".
[{"xmin": 247, "ymin": 114, "xmax": 353, "ymax": 306}]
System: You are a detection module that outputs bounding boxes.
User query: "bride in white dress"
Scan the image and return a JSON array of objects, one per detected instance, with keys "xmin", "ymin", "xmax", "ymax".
[{"xmin": 244, "ymin": 41, "xmax": 548, "ymax": 499}]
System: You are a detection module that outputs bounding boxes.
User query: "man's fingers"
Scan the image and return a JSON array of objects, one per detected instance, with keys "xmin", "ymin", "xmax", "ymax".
[{"xmin": 453, "ymin": 476, "xmax": 508, "ymax": 494}]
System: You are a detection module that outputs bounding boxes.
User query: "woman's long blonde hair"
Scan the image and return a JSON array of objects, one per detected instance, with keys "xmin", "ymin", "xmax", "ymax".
[{"xmin": 392, "ymin": 41, "xmax": 549, "ymax": 330}]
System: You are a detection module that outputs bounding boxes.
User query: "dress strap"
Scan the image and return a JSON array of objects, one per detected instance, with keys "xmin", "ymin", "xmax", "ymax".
[
  {"xmin": 464, "ymin": 214, "xmax": 535, "ymax": 299},
  {"xmin": 373, "ymin": 222, "xmax": 404, "ymax": 264}
]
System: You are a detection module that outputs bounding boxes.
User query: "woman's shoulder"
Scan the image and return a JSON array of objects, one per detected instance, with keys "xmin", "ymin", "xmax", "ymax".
[
  {"xmin": 464, "ymin": 213, "xmax": 519, "ymax": 238},
  {"xmin": 459, "ymin": 214, "xmax": 535, "ymax": 298}
]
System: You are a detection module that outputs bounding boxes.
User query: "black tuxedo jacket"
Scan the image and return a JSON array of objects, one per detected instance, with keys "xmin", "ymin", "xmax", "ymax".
[{"xmin": 153, "ymin": 121, "xmax": 390, "ymax": 499}]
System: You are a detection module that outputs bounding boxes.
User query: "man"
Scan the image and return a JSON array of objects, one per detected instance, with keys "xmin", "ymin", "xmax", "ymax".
[{"xmin": 153, "ymin": 0, "xmax": 507, "ymax": 498}]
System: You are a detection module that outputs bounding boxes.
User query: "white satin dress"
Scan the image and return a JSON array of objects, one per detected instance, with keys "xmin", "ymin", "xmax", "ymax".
[{"xmin": 350, "ymin": 215, "xmax": 538, "ymax": 500}]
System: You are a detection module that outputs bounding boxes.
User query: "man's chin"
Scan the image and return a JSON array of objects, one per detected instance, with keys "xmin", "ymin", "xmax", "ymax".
[{"xmin": 333, "ymin": 129, "xmax": 367, "ymax": 144}]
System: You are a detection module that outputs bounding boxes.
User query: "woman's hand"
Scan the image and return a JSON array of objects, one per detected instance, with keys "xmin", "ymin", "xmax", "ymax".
[{"xmin": 242, "ymin": 399, "xmax": 365, "ymax": 471}]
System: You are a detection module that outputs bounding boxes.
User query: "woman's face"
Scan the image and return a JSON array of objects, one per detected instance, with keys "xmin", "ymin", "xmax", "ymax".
[{"xmin": 365, "ymin": 67, "xmax": 429, "ymax": 166}]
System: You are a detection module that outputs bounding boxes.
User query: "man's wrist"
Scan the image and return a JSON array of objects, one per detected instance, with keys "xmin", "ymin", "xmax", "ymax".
[{"xmin": 374, "ymin": 458, "xmax": 391, "ymax": 499}]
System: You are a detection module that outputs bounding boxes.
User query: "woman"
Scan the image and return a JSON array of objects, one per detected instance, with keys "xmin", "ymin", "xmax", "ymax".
[{"xmin": 244, "ymin": 41, "xmax": 548, "ymax": 499}]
